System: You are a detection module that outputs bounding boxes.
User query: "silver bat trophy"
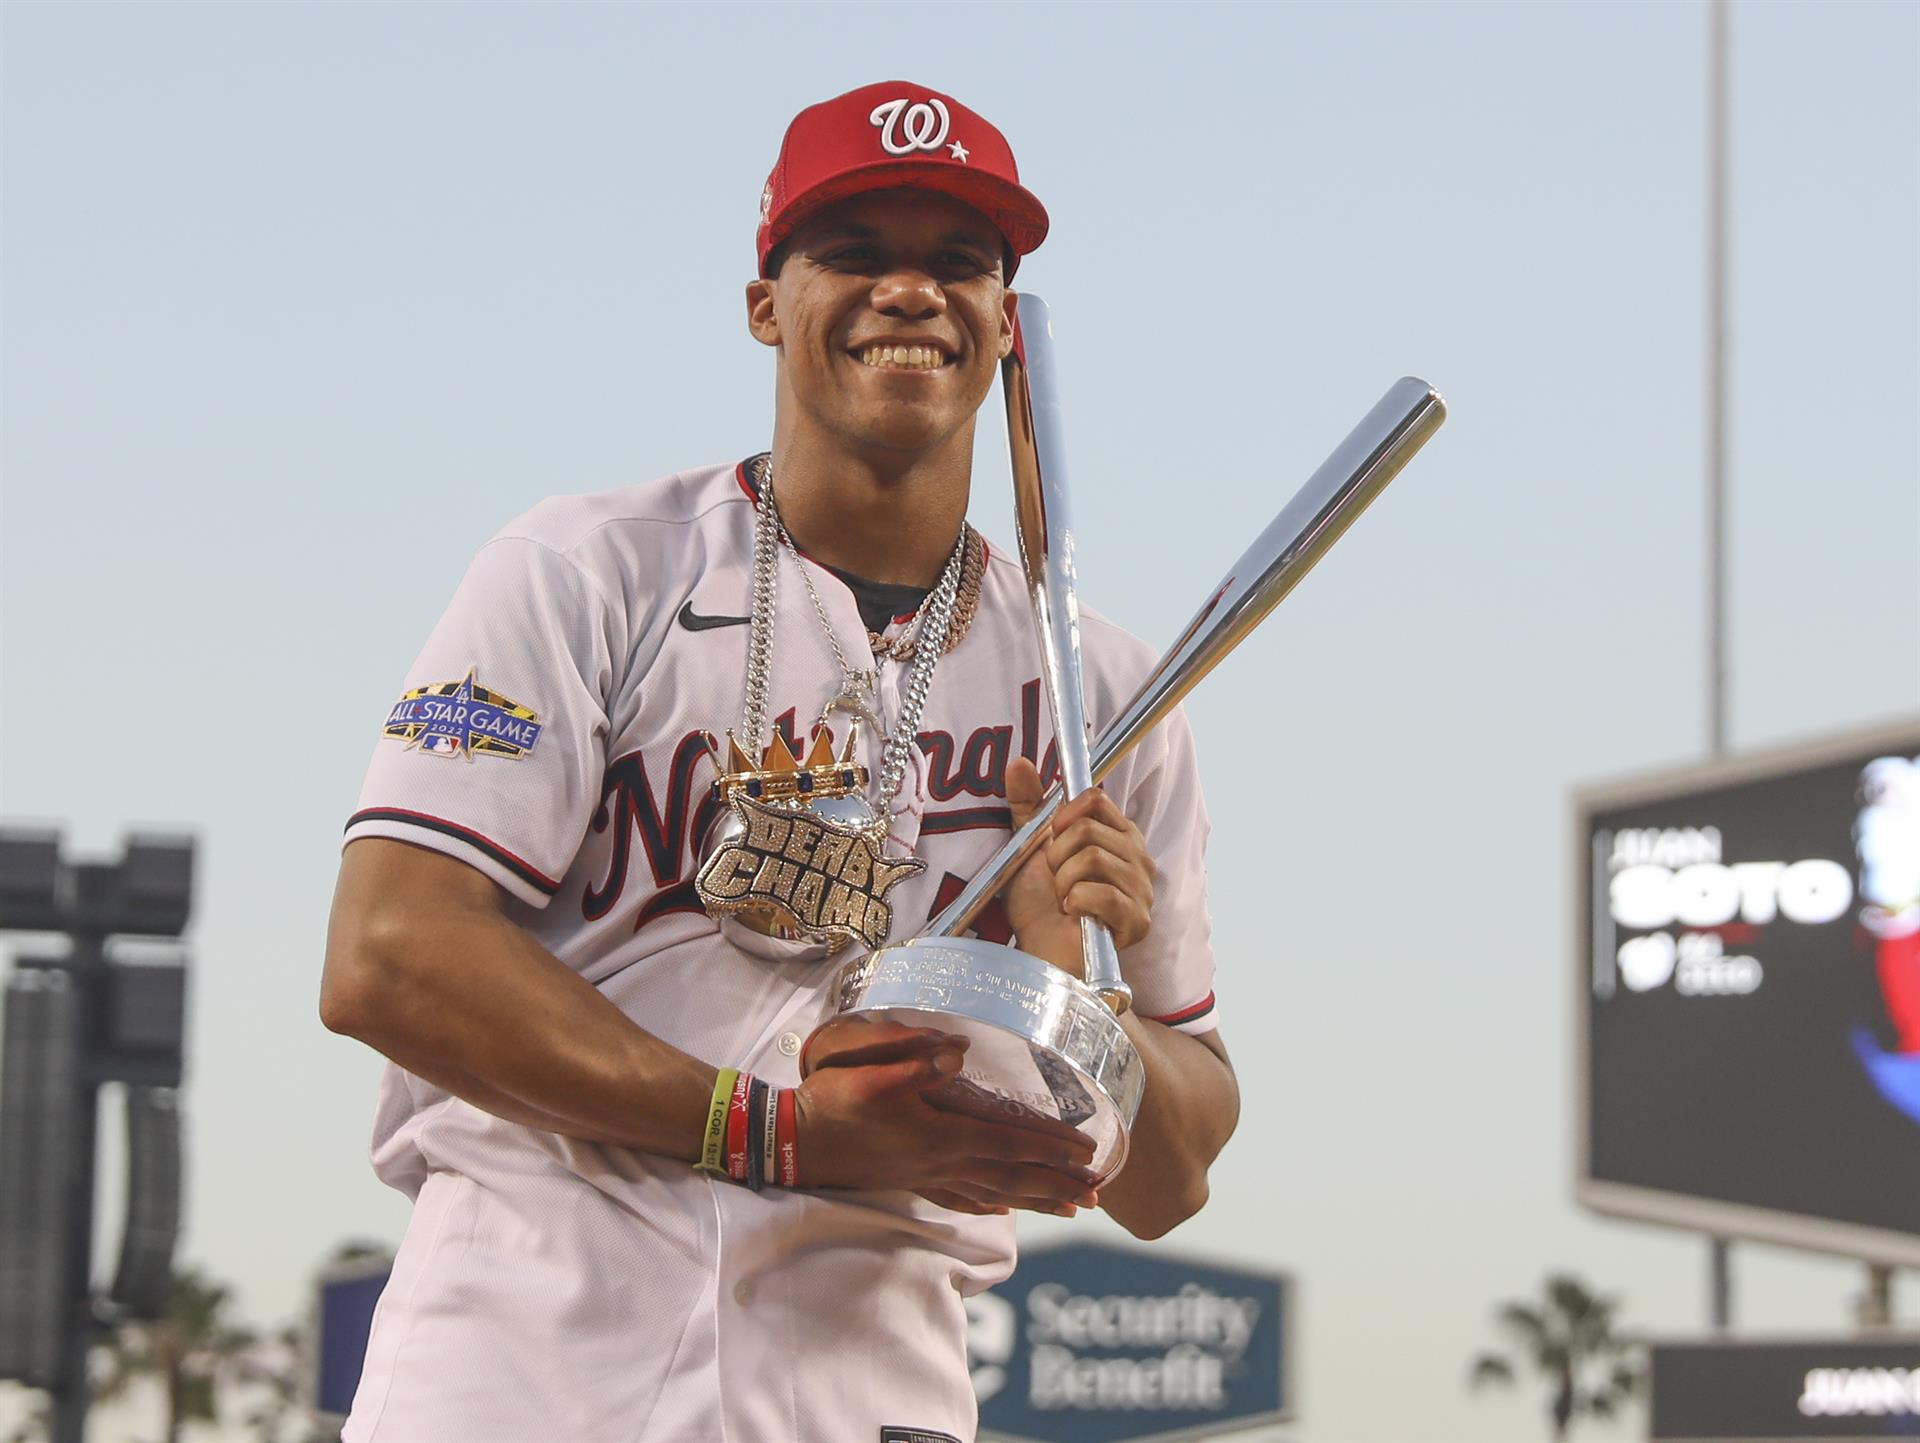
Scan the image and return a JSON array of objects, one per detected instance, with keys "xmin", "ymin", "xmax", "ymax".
[
  {"xmin": 810, "ymin": 309, "xmax": 1448, "ymax": 1180},
  {"xmin": 1002, "ymin": 296, "xmax": 1131, "ymax": 1016}
]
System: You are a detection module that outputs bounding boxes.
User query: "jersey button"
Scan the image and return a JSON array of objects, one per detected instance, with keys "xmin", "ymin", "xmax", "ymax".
[
  {"xmin": 733, "ymin": 1280, "xmax": 753, "ymax": 1305},
  {"xmin": 776, "ymin": 1032, "xmax": 802, "ymax": 1057}
]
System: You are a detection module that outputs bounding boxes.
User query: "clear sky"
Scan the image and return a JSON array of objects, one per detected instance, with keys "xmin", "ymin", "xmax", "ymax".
[{"xmin": 2, "ymin": 2, "xmax": 1916, "ymax": 1439}]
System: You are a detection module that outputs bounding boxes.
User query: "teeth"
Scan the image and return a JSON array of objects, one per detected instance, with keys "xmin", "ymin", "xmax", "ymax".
[{"xmin": 860, "ymin": 345, "xmax": 944, "ymax": 370}]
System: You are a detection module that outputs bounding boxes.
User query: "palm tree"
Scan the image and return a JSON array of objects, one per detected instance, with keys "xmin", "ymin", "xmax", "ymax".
[
  {"xmin": 0, "ymin": 1391, "xmax": 48, "ymax": 1443},
  {"xmin": 1468, "ymin": 1273, "xmax": 1641, "ymax": 1441},
  {"xmin": 92, "ymin": 1266, "xmax": 258, "ymax": 1443},
  {"xmin": 8, "ymin": 1249, "xmax": 389, "ymax": 1443},
  {"xmin": 240, "ymin": 1238, "xmax": 393, "ymax": 1443},
  {"xmin": 236, "ymin": 1320, "xmax": 337, "ymax": 1443}
]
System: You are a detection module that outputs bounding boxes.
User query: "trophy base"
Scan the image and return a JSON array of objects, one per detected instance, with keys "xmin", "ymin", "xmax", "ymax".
[{"xmin": 821, "ymin": 937, "xmax": 1144, "ymax": 1181}]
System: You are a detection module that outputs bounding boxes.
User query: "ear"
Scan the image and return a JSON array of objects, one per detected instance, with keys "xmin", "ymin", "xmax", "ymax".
[
  {"xmin": 745, "ymin": 277, "xmax": 780, "ymax": 349},
  {"xmin": 997, "ymin": 287, "xmax": 1018, "ymax": 359}
]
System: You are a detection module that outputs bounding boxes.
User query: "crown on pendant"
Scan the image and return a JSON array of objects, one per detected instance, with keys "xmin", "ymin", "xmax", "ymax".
[{"xmin": 704, "ymin": 725, "xmax": 869, "ymax": 805}]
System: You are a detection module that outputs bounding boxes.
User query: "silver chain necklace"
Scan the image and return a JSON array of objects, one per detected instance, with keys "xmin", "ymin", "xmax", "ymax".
[{"xmin": 742, "ymin": 458, "xmax": 965, "ymax": 825}]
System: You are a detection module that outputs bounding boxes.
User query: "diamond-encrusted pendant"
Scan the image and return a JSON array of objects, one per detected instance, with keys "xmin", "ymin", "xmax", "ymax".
[{"xmin": 695, "ymin": 728, "xmax": 924, "ymax": 957}]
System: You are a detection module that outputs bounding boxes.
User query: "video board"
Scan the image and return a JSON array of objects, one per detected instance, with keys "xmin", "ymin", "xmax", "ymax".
[
  {"xmin": 1649, "ymin": 1336, "xmax": 1920, "ymax": 1440},
  {"xmin": 1577, "ymin": 718, "xmax": 1920, "ymax": 1262}
]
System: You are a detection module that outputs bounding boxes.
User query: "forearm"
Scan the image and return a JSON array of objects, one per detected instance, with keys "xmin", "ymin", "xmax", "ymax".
[
  {"xmin": 1004, "ymin": 918, "xmax": 1238, "ymax": 1235},
  {"xmin": 326, "ymin": 843, "xmax": 1108, "ymax": 1218},
  {"xmin": 322, "ymin": 848, "xmax": 717, "ymax": 1159},
  {"xmin": 996, "ymin": 760, "xmax": 1237, "ymax": 1233},
  {"xmin": 1096, "ymin": 1018, "xmax": 1238, "ymax": 1239},
  {"xmin": 366, "ymin": 1032, "xmax": 652, "ymax": 1150}
]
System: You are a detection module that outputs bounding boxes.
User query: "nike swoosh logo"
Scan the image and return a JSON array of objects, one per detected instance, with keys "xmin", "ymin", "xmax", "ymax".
[{"xmin": 678, "ymin": 601, "xmax": 752, "ymax": 632}]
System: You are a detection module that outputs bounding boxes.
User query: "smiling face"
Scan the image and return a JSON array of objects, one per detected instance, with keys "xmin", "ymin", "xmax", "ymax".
[{"xmin": 747, "ymin": 189, "xmax": 1018, "ymax": 464}]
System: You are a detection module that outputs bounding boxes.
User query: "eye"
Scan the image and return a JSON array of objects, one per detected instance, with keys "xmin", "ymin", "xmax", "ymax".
[
  {"xmin": 936, "ymin": 250, "xmax": 994, "ymax": 277},
  {"xmin": 820, "ymin": 244, "xmax": 882, "ymax": 271}
]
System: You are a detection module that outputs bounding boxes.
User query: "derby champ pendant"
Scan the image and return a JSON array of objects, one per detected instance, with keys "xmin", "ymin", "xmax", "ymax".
[
  {"xmin": 702, "ymin": 453, "xmax": 964, "ymax": 960},
  {"xmin": 695, "ymin": 727, "xmax": 924, "ymax": 955}
]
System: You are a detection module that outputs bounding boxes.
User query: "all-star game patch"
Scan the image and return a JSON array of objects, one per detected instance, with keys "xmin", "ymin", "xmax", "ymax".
[{"xmin": 382, "ymin": 668, "xmax": 543, "ymax": 761}]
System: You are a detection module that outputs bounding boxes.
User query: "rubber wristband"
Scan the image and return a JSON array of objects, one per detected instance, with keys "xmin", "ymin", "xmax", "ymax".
[
  {"xmin": 725, "ymin": 1071, "xmax": 754, "ymax": 1183},
  {"xmin": 775, "ymin": 1086, "xmax": 799, "ymax": 1188},
  {"xmin": 760, "ymin": 1083, "xmax": 781, "ymax": 1190},
  {"xmin": 744, "ymin": 1078, "xmax": 767, "ymax": 1194},
  {"xmin": 698, "ymin": 1068, "xmax": 739, "ymax": 1176}
]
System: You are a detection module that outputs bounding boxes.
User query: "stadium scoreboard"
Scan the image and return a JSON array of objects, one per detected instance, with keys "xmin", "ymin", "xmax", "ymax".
[{"xmin": 1576, "ymin": 718, "xmax": 1920, "ymax": 1263}]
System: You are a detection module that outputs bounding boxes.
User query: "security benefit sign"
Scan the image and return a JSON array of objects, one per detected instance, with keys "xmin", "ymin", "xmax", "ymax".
[
  {"xmin": 967, "ymin": 1242, "xmax": 1289, "ymax": 1443},
  {"xmin": 1578, "ymin": 720, "xmax": 1920, "ymax": 1257},
  {"xmin": 1650, "ymin": 1337, "xmax": 1920, "ymax": 1440}
]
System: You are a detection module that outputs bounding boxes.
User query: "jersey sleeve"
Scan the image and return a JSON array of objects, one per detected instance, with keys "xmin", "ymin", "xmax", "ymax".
[
  {"xmin": 1113, "ymin": 705, "xmax": 1219, "ymax": 1035},
  {"xmin": 344, "ymin": 535, "xmax": 617, "ymax": 908}
]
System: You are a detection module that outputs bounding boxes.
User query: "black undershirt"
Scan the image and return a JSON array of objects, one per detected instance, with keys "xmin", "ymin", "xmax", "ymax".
[{"xmin": 822, "ymin": 565, "xmax": 929, "ymax": 636}]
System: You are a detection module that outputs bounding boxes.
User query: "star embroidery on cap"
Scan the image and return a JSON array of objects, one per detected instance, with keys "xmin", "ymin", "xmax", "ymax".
[{"xmin": 948, "ymin": 139, "xmax": 970, "ymax": 163}]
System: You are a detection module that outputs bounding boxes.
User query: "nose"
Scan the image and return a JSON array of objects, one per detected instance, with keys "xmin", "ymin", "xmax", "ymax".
[{"xmin": 869, "ymin": 268, "xmax": 946, "ymax": 320}]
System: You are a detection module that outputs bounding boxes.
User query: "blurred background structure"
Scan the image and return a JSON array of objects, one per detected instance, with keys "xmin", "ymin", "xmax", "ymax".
[
  {"xmin": 1, "ymin": 1, "xmax": 1915, "ymax": 1439},
  {"xmin": 0, "ymin": 833, "xmax": 193, "ymax": 1443}
]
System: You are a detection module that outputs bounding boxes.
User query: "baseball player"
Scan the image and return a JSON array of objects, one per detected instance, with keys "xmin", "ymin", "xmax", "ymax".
[
  {"xmin": 321, "ymin": 81, "xmax": 1238, "ymax": 1442},
  {"xmin": 1855, "ymin": 755, "xmax": 1920, "ymax": 1121}
]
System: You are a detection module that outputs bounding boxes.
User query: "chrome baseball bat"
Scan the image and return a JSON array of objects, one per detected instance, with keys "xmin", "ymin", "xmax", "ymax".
[
  {"xmin": 1003, "ymin": 294, "xmax": 1132, "ymax": 1014},
  {"xmin": 926, "ymin": 374, "xmax": 1447, "ymax": 940}
]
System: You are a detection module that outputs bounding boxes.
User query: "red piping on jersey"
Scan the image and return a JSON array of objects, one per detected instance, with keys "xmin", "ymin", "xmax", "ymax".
[
  {"xmin": 1149, "ymin": 992, "xmax": 1217, "ymax": 1027},
  {"xmin": 345, "ymin": 807, "xmax": 563, "ymax": 894},
  {"xmin": 734, "ymin": 456, "xmax": 990, "ymax": 628}
]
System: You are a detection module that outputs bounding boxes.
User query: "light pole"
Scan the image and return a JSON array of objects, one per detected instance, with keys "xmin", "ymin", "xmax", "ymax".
[
  {"xmin": 0, "ymin": 829, "xmax": 195, "ymax": 1443},
  {"xmin": 1704, "ymin": 0, "xmax": 1734, "ymax": 1337}
]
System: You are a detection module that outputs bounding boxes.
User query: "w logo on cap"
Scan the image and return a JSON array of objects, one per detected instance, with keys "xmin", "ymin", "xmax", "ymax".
[
  {"xmin": 869, "ymin": 96, "xmax": 951, "ymax": 156},
  {"xmin": 756, "ymin": 81, "xmax": 1049, "ymax": 278}
]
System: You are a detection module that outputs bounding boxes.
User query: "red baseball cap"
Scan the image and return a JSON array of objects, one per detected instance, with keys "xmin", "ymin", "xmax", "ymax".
[{"xmin": 756, "ymin": 81, "xmax": 1049, "ymax": 279}]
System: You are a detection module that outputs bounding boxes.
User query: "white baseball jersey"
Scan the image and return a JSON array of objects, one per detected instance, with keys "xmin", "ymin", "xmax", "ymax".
[{"xmin": 340, "ymin": 459, "xmax": 1219, "ymax": 1443}]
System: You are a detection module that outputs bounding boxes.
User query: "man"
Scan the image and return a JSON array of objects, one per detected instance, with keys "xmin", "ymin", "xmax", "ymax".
[{"xmin": 322, "ymin": 80, "xmax": 1237, "ymax": 1442}]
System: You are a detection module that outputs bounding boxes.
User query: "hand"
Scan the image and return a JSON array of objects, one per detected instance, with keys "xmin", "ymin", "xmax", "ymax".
[
  {"xmin": 795, "ymin": 1017, "xmax": 1101, "ymax": 1218},
  {"xmin": 1002, "ymin": 756, "xmax": 1156, "ymax": 975}
]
